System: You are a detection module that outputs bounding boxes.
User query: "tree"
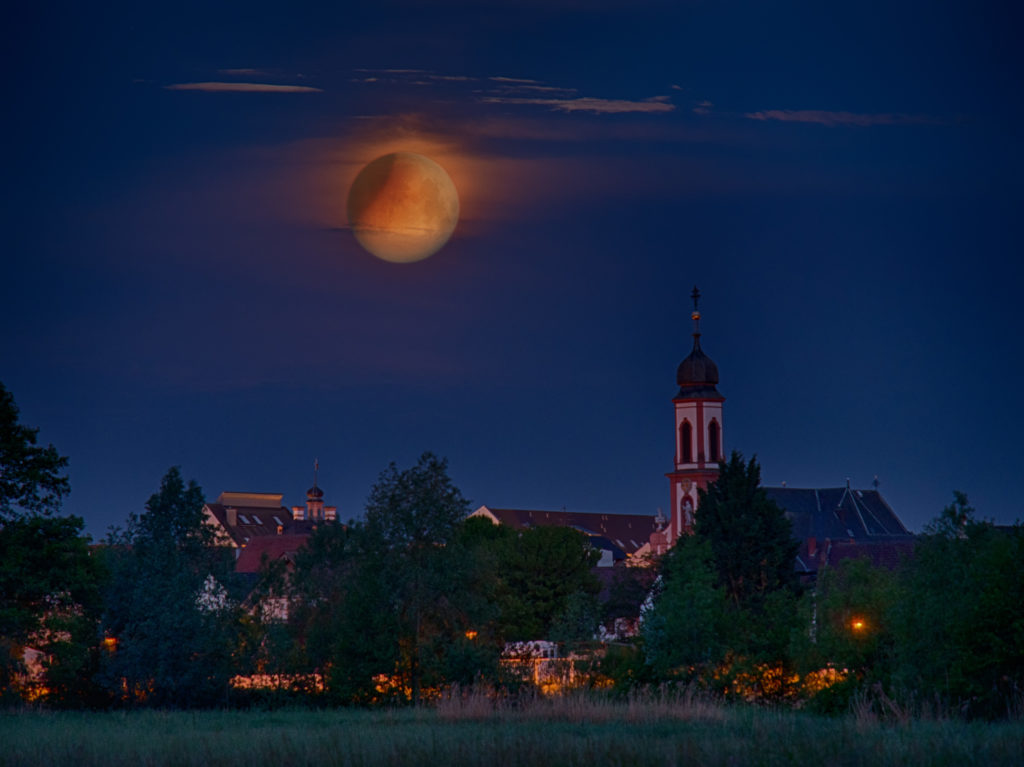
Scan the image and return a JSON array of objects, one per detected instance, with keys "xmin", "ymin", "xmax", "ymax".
[
  {"xmin": 289, "ymin": 453, "xmax": 493, "ymax": 705},
  {"xmin": 891, "ymin": 493, "xmax": 1024, "ymax": 718},
  {"xmin": 0, "ymin": 514, "xmax": 105, "ymax": 706},
  {"xmin": 798, "ymin": 556, "xmax": 902, "ymax": 713},
  {"xmin": 0, "ymin": 383, "xmax": 104, "ymax": 706},
  {"xmin": 695, "ymin": 451, "xmax": 800, "ymax": 609},
  {"xmin": 491, "ymin": 525, "xmax": 601, "ymax": 642},
  {"xmin": 100, "ymin": 467, "xmax": 241, "ymax": 707},
  {"xmin": 644, "ymin": 452, "xmax": 804, "ymax": 697},
  {"xmin": 363, "ymin": 452, "xmax": 476, "ymax": 704},
  {"xmin": 644, "ymin": 536, "xmax": 730, "ymax": 679},
  {"xmin": 0, "ymin": 382, "xmax": 70, "ymax": 520}
]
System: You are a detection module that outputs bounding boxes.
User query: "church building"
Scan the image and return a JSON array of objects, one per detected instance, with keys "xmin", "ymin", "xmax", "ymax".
[{"xmin": 477, "ymin": 287, "xmax": 916, "ymax": 578}]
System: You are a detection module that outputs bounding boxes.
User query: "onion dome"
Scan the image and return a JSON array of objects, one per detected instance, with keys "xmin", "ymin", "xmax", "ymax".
[
  {"xmin": 675, "ymin": 286, "xmax": 723, "ymax": 399},
  {"xmin": 677, "ymin": 338, "xmax": 719, "ymax": 387},
  {"xmin": 307, "ymin": 484, "xmax": 324, "ymax": 500}
]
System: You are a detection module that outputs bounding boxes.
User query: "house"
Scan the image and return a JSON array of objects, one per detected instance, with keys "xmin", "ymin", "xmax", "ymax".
[{"xmin": 202, "ymin": 479, "xmax": 341, "ymax": 588}]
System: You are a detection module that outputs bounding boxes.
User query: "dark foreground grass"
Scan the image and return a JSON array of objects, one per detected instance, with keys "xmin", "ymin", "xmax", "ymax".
[{"xmin": 2, "ymin": 696, "xmax": 1022, "ymax": 767}]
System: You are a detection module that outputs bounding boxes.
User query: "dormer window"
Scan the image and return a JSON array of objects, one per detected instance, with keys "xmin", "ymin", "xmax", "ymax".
[
  {"xmin": 252, "ymin": 514, "xmax": 262, "ymax": 525},
  {"xmin": 239, "ymin": 514, "xmax": 250, "ymax": 524},
  {"xmin": 273, "ymin": 515, "xmax": 283, "ymax": 526}
]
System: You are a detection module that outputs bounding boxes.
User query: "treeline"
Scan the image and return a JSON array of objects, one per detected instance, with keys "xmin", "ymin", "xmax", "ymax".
[{"xmin": 2, "ymin": 382, "xmax": 1022, "ymax": 718}]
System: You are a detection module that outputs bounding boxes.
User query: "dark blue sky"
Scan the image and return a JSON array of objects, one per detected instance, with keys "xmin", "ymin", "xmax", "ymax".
[{"xmin": 5, "ymin": 0, "xmax": 1021, "ymax": 536}]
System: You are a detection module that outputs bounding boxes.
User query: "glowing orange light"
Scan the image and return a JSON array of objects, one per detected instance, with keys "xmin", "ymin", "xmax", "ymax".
[
  {"xmin": 851, "ymin": 618, "xmax": 866, "ymax": 632},
  {"xmin": 103, "ymin": 637, "xmax": 118, "ymax": 652},
  {"xmin": 464, "ymin": 630, "xmax": 478, "ymax": 640}
]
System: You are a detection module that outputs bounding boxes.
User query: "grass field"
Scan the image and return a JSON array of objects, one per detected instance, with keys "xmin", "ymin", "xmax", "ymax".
[{"xmin": 3, "ymin": 692, "xmax": 1022, "ymax": 767}]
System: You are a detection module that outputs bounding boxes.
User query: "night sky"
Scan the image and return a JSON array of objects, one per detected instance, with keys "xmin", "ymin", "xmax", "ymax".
[{"xmin": 5, "ymin": 1, "xmax": 1021, "ymax": 537}]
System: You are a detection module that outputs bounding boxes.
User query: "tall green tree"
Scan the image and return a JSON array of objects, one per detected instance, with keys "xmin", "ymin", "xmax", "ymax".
[
  {"xmin": 645, "ymin": 451, "xmax": 804, "ymax": 696},
  {"xmin": 0, "ymin": 382, "xmax": 70, "ymax": 520},
  {"xmin": 101, "ymin": 467, "xmax": 241, "ymax": 707},
  {"xmin": 291, "ymin": 453, "xmax": 495, "ymax": 705},
  {"xmin": 0, "ymin": 382, "xmax": 104, "ymax": 706},
  {"xmin": 695, "ymin": 451, "xmax": 800, "ymax": 609}
]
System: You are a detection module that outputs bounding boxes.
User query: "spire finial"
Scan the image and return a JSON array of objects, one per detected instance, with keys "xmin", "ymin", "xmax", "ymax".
[
  {"xmin": 690, "ymin": 285, "xmax": 702, "ymax": 342},
  {"xmin": 314, "ymin": 458, "xmax": 319, "ymax": 489}
]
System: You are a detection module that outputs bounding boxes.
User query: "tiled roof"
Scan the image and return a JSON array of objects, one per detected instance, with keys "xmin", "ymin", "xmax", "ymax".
[
  {"xmin": 235, "ymin": 534, "xmax": 311, "ymax": 574},
  {"xmin": 204, "ymin": 502, "xmax": 295, "ymax": 546},
  {"xmin": 472, "ymin": 507, "xmax": 657, "ymax": 555}
]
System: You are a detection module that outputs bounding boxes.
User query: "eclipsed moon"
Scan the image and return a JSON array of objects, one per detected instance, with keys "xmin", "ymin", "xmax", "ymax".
[{"xmin": 346, "ymin": 152, "xmax": 460, "ymax": 263}]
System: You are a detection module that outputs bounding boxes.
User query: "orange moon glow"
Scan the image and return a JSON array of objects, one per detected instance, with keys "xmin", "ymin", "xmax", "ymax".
[{"xmin": 346, "ymin": 152, "xmax": 460, "ymax": 263}]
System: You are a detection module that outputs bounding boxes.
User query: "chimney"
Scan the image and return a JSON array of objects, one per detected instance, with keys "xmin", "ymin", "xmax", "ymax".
[{"xmin": 226, "ymin": 507, "xmax": 237, "ymax": 526}]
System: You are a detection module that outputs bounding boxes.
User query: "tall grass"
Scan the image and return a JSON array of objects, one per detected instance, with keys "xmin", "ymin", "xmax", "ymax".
[{"xmin": 3, "ymin": 696, "xmax": 1022, "ymax": 767}]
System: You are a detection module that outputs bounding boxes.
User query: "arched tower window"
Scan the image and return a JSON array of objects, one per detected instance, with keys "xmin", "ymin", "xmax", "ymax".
[
  {"xmin": 708, "ymin": 419, "xmax": 720, "ymax": 462},
  {"xmin": 680, "ymin": 420, "xmax": 693, "ymax": 463}
]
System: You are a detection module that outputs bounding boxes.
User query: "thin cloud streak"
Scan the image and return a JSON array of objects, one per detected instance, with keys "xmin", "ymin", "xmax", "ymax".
[
  {"xmin": 745, "ymin": 109, "xmax": 936, "ymax": 127},
  {"xmin": 480, "ymin": 96, "xmax": 675, "ymax": 114},
  {"xmin": 164, "ymin": 82, "xmax": 323, "ymax": 93}
]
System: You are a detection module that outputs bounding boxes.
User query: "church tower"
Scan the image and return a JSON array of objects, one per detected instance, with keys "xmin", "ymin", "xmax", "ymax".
[{"xmin": 662, "ymin": 287, "xmax": 724, "ymax": 549}]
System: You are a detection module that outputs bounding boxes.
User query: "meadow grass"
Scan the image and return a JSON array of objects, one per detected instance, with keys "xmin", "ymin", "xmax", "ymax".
[{"xmin": 2, "ymin": 693, "xmax": 1022, "ymax": 767}]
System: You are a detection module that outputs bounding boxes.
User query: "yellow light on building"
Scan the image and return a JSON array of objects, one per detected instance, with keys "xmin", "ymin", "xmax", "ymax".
[
  {"xmin": 464, "ymin": 630, "xmax": 478, "ymax": 640},
  {"xmin": 851, "ymin": 618, "xmax": 866, "ymax": 632}
]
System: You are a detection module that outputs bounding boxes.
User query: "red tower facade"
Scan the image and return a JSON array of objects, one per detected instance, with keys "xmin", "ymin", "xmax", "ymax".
[{"xmin": 657, "ymin": 287, "xmax": 724, "ymax": 552}]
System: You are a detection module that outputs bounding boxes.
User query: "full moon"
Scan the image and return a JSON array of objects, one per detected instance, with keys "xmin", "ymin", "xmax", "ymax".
[{"xmin": 346, "ymin": 152, "xmax": 460, "ymax": 263}]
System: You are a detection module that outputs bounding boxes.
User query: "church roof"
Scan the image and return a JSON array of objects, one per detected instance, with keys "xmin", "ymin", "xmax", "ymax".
[
  {"xmin": 471, "ymin": 506, "xmax": 657, "ymax": 556},
  {"xmin": 764, "ymin": 486, "xmax": 915, "ymax": 576},
  {"xmin": 764, "ymin": 487, "xmax": 912, "ymax": 540}
]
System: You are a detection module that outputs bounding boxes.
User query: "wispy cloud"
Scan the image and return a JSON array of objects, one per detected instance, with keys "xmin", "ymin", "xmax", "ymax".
[
  {"xmin": 165, "ymin": 82, "xmax": 322, "ymax": 93},
  {"xmin": 745, "ymin": 109, "xmax": 935, "ymax": 127},
  {"xmin": 355, "ymin": 68, "xmax": 429, "ymax": 75},
  {"xmin": 480, "ymin": 95, "xmax": 675, "ymax": 114},
  {"xmin": 217, "ymin": 68, "xmax": 267, "ymax": 76},
  {"xmin": 489, "ymin": 76, "xmax": 542, "ymax": 84},
  {"xmin": 693, "ymin": 100, "xmax": 713, "ymax": 115}
]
